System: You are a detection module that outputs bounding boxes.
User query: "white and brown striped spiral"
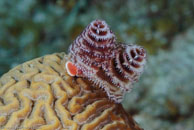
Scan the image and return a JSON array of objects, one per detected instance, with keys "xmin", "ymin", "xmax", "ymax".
[
  {"xmin": 69, "ymin": 19, "xmax": 146, "ymax": 103},
  {"xmin": 95, "ymin": 44, "xmax": 146, "ymax": 102},
  {"xmin": 69, "ymin": 19, "xmax": 116, "ymax": 77}
]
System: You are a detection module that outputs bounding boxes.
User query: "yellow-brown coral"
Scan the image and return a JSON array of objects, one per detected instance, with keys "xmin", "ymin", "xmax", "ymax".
[{"xmin": 0, "ymin": 53, "xmax": 142, "ymax": 130}]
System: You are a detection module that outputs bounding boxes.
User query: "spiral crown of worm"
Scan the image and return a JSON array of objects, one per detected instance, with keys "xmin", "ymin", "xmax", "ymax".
[{"xmin": 69, "ymin": 19, "xmax": 146, "ymax": 103}]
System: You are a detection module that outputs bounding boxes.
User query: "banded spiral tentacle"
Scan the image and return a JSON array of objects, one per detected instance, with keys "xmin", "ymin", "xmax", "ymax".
[
  {"xmin": 93, "ymin": 44, "xmax": 146, "ymax": 102},
  {"xmin": 69, "ymin": 19, "xmax": 116, "ymax": 77},
  {"xmin": 108, "ymin": 44, "xmax": 146, "ymax": 92},
  {"xmin": 69, "ymin": 19, "xmax": 147, "ymax": 103}
]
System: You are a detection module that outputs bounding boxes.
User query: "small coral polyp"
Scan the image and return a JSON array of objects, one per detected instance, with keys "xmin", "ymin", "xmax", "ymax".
[{"xmin": 69, "ymin": 19, "xmax": 146, "ymax": 103}]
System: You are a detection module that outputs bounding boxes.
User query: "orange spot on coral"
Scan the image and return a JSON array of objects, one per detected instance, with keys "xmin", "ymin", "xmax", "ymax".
[{"xmin": 66, "ymin": 61, "xmax": 77, "ymax": 76}]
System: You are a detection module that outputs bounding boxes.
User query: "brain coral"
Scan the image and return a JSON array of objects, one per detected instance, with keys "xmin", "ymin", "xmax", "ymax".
[{"xmin": 0, "ymin": 53, "xmax": 142, "ymax": 130}]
